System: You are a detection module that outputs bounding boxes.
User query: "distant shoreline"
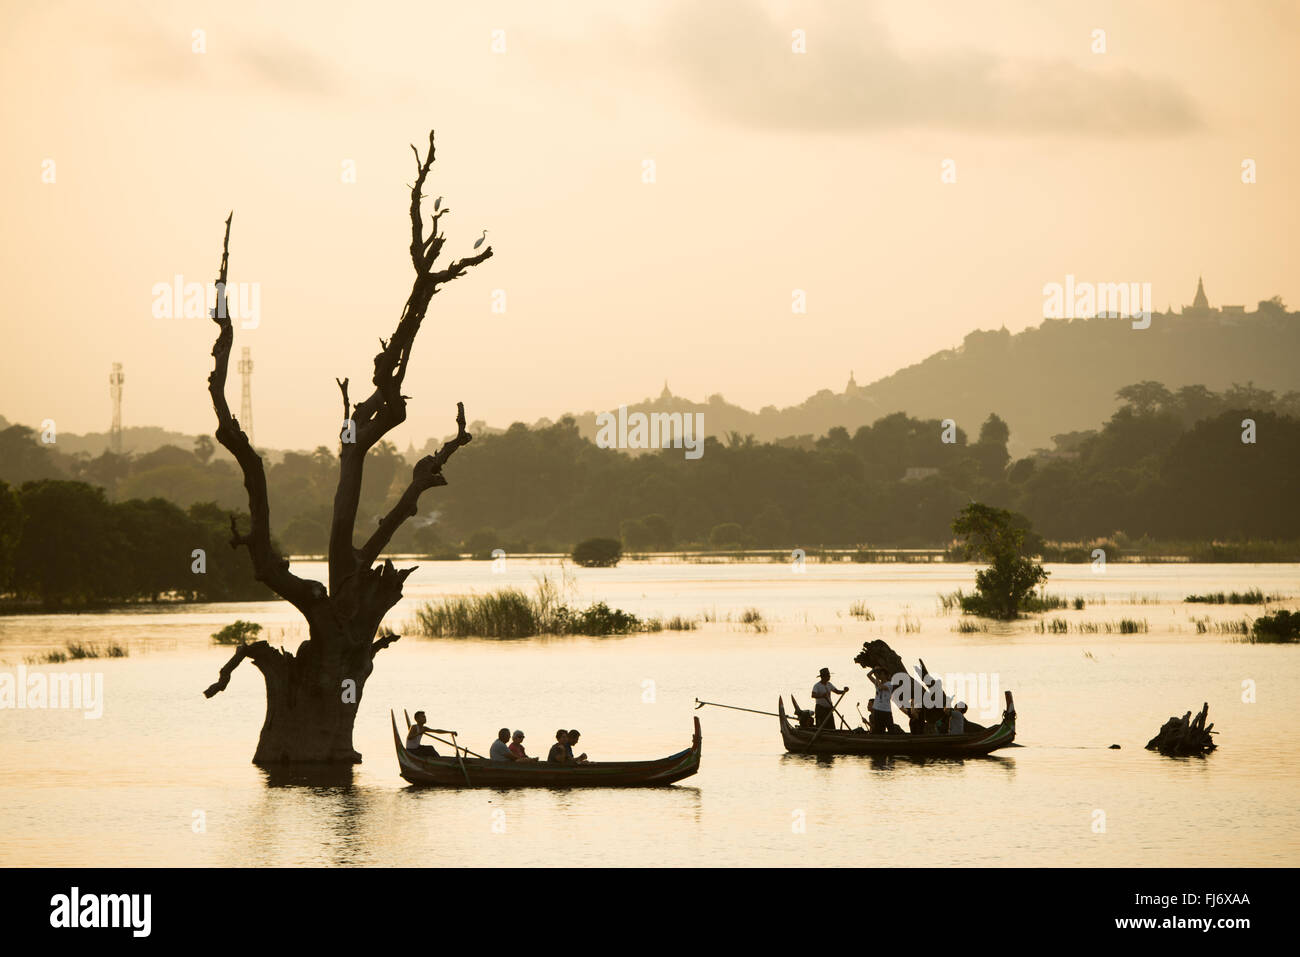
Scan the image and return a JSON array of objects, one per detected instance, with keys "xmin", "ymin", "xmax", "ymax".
[
  {"xmin": 3, "ymin": 549, "xmax": 1296, "ymax": 616},
  {"xmin": 283, "ymin": 545, "xmax": 1300, "ymax": 565}
]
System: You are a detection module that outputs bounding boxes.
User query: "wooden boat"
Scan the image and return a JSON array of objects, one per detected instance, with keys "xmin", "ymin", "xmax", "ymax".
[
  {"xmin": 392, "ymin": 711, "xmax": 702, "ymax": 787},
  {"xmin": 778, "ymin": 691, "xmax": 1017, "ymax": 757}
]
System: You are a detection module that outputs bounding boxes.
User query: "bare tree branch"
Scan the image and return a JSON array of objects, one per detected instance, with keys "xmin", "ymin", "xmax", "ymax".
[
  {"xmin": 336, "ymin": 377, "xmax": 351, "ymax": 427},
  {"xmin": 370, "ymin": 628, "xmax": 401, "ymax": 658},
  {"xmin": 202, "ymin": 640, "xmax": 287, "ymax": 698},
  {"xmin": 207, "ymin": 215, "xmax": 325, "ymax": 615},
  {"xmin": 328, "ymin": 131, "xmax": 492, "ymax": 594},
  {"xmin": 357, "ymin": 402, "xmax": 472, "ymax": 566}
]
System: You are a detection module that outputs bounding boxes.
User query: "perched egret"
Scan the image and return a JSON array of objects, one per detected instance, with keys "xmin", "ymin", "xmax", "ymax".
[
  {"xmin": 434, "ymin": 196, "xmax": 443, "ymax": 212},
  {"xmin": 473, "ymin": 229, "xmax": 488, "ymax": 249}
]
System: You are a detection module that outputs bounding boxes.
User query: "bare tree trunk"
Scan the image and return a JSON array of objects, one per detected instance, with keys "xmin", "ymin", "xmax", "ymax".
[{"xmin": 200, "ymin": 130, "xmax": 491, "ymax": 766}]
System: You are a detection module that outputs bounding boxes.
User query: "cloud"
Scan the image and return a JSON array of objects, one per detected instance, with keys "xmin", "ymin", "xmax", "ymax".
[
  {"xmin": 100, "ymin": 17, "xmax": 345, "ymax": 98},
  {"xmin": 654, "ymin": 0, "xmax": 1200, "ymax": 135}
]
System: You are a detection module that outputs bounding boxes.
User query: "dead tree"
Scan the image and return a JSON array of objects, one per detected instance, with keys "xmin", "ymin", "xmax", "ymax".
[
  {"xmin": 1146, "ymin": 702, "xmax": 1217, "ymax": 756},
  {"xmin": 201, "ymin": 130, "xmax": 492, "ymax": 765}
]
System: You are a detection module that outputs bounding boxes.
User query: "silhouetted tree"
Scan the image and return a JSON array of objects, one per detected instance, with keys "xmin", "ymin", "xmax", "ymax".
[
  {"xmin": 193, "ymin": 434, "xmax": 215, "ymax": 465},
  {"xmin": 0, "ymin": 480, "xmax": 20, "ymax": 591},
  {"xmin": 1115, "ymin": 381, "xmax": 1172, "ymax": 415},
  {"xmin": 200, "ymin": 130, "xmax": 493, "ymax": 765},
  {"xmin": 952, "ymin": 503, "xmax": 1048, "ymax": 619}
]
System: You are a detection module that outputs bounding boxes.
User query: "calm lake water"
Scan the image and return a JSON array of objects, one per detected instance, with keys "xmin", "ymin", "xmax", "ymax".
[{"xmin": 1, "ymin": 560, "xmax": 1297, "ymax": 867}]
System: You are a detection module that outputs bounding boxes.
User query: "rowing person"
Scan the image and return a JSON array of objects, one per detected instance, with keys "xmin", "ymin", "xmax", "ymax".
[
  {"xmin": 490, "ymin": 727, "xmax": 516, "ymax": 761},
  {"xmin": 811, "ymin": 667, "xmax": 847, "ymax": 733},
  {"xmin": 406, "ymin": 711, "xmax": 440, "ymax": 757}
]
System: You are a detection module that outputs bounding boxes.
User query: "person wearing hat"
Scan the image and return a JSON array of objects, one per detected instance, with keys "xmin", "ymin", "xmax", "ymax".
[{"xmin": 811, "ymin": 667, "xmax": 847, "ymax": 733}]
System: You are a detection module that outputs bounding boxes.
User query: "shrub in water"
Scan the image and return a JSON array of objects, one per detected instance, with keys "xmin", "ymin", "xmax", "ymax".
[{"xmin": 572, "ymin": 537, "xmax": 623, "ymax": 568}]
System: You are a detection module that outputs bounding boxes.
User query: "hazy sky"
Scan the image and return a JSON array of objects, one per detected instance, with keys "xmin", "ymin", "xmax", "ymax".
[{"xmin": 2, "ymin": 0, "xmax": 1297, "ymax": 450}]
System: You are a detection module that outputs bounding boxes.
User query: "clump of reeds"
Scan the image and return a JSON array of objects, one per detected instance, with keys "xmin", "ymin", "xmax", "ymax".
[
  {"xmin": 1029, "ymin": 618, "xmax": 1147, "ymax": 635},
  {"xmin": 26, "ymin": 641, "xmax": 128, "ymax": 664},
  {"xmin": 1192, "ymin": 617, "xmax": 1250, "ymax": 635},
  {"xmin": 1184, "ymin": 589, "xmax": 1272, "ymax": 605},
  {"xmin": 1022, "ymin": 592, "xmax": 1069, "ymax": 613},
  {"xmin": 895, "ymin": 614, "xmax": 921, "ymax": 634},
  {"xmin": 937, "ymin": 590, "xmax": 964, "ymax": 614},
  {"xmin": 410, "ymin": 574, "xmax": 647, "ymax": 638},
  {"xmin": 643, "ymin": 615, "xmax": 698, "ymax": 632},
  {"xmin": 953, "ymin": 620, "xmax": 988, "ymax": 634},
  {"xmin": 848, "ymin": 601, "xmax": 875, "ymax": 620},
  {"xmin": 1126, "ymin": 593, "xmax": 1162, "ymax": 605}
]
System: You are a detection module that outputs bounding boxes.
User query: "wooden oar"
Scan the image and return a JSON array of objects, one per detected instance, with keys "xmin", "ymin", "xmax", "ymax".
[
  {"xmin": 401, "ymin": 711, "xmax": 487, "ymax": 760},
  {"xmin": 694, "ymin": 698, "xmax": 779, "ymax": 717},
  {"xmin": 447, "ymin": 731, "xmax": 472, "ymax": 785},
  {"xmin": 804, "ymin": 690, "xmax": 848, "ymax": 751},
  {"xmin": 417, "ymin": 732, "xmax": 487, "ymax": 760}
]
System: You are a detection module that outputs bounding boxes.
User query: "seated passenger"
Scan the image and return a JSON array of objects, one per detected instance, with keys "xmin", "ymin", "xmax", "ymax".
[
  {"xmin": 907, "ymin": 706, "xmax": 926, "ymax": 735},
  {"xmin": 547, "ymin": 729, "xmax": 572, "ymax": 763},
  {"xmin": 489, "ymin": 727, "xmax": 516, "ymax": 761},
  {"xmin": 566, "ymin": 729, "xmax": 589, "ymax": 764},
  {"xmin": 948, "ymin": 701, "xmax": 968, "ymax": 734},
  {"xmin": 508, "ymin": 730, "xmax": 538, "ymax": 762}
]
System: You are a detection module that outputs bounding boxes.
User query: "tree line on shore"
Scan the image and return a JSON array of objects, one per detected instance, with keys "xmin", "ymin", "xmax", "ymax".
[
  {"xmin": 427, "ymin": 382, "xmax": 1300, "ymax": 553},
  {"xmin": 0, "ymin": 479, "xmax": 270, "ymax": 608},
  {"xmin": 0, "ymin": 381, "xmax": 1296, "ymax": 602}
]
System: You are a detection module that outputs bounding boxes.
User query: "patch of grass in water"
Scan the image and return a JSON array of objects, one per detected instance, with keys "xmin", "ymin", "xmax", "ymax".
[
  {"xmin": 1022, "ymin": 593, "xmax": 1069, "ymax": 612},
  {"xmin": 26, "ymin": 641, "xmax": 128, "ymax": 663},
  {"xmin": 411, "ymin": 574, "xmax": 650, "ymax": 638},
  {"xmin": 848, "ymin": 601, "xmax": 875, "ymax": 620},
  {"xmin": 1184, "ymin": 589, "xmax": 1272, "ymax": 605}
]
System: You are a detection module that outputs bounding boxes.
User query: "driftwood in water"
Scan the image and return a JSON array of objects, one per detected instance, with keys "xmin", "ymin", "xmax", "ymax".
[
  {"xmin": 852, "ymin": 639, "xmax": 988, "ymax": 733},
  {"xmin": 1146, "ymin": 702, "xmax": 1217, "ymax": 756}
]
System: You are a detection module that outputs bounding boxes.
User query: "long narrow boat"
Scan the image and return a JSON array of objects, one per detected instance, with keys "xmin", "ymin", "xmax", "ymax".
[
  {"xmin": 778, "ymin": 692, "xmax": 1017, "ymax": 757},
  {"xmin": 392, "ymin": 711, "xmax": 702, "ymax": 787}
]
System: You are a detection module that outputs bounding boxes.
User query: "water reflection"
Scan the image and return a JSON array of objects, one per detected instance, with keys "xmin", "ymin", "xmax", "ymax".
[
  {"xmin": 2, "ymin": 559, "xmax": 1297, "ymax": 866},
  {"xmin": 260, "ymin": 765, "xmax": 358, "ymax": 789}
]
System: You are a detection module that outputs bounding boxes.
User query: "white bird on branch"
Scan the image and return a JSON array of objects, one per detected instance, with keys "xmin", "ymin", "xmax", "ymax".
[{"xmin": 473, "ymin": 230, "xmax": 488, "ymax": 249}]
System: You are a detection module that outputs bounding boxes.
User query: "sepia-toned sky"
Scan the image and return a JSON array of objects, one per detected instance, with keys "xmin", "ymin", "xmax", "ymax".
[{"xmin": 2, "ymin": 0, "xmax": 1298, "ymax": 450}]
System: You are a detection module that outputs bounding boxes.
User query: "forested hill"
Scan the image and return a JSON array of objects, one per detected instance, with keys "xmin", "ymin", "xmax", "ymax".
[
  {"xmin": 522, "ymin": 305, "xmax": 1298, "ymax": 457},
  {"xmin": 2, "ymin": 382, "xmax": 1297, "ymax": 560}
]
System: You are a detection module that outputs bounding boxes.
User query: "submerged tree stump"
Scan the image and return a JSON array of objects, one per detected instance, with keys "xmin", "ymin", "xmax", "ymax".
[{"xmin": 1145, "ymin": 702, "xmax": 1217, "ymax": 756}]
